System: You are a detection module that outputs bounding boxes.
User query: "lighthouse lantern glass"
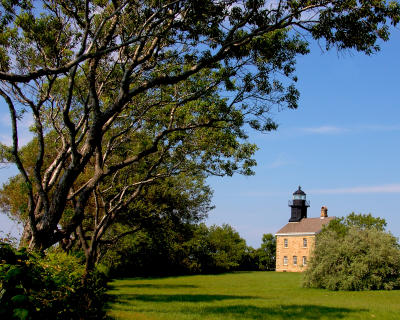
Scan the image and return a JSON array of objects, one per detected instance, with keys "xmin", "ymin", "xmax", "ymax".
[{"xmin": 293, "ymin": 194, "xmax": 306, "ymax": 200}]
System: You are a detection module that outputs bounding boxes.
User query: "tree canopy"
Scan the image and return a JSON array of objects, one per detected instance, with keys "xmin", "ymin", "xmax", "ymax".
[
  {"xmin": 321, "ymin": 212, "xmax": 387, "ymax": 237},
  {"xmin": 0, "ymin": 0, "xmax": 399, "ymax": 271},
  {"xmin": 102, "ymin": 222, "xmax": 260, "ymax": 276}
]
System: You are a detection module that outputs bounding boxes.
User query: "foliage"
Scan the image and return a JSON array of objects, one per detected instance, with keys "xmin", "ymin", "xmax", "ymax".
[
  {"xmin": 344, "ymin": 212, "xmax": 387, "ymax": 230},
  {"xmin": 256, "ymin": 233, "xmax": 276, "ymax": 271},
  {"xmin": 0, "ymin": 1, "xmax": 399, "ymax": 267},
  {"xmin": 0, "ymin": 175, "xmax": 29, "ymax": 222},
  {"xmin": 322, "ymin": 212, "xmax": 387, "ymax": 237},
  {"xmin": 104, "ymin": 223, "xmax": 253, "ymax": 276},
  {"xmin": 103, "ymin": 220, "xmax": 196, "ymax": 277},
  {"xmin": 237, "ymin": 246, "xmax": 259, "ymax": 271},
  {"xmin": 189, "ymin": 223, "xmax": 248, "ymax": 273},
  {"xmin": 107, "ymin": 272, "xmax": 400, "ymax": 320},
  {"xmin": 303, "ymin": 224, "xmax": 400, "ymax": 291},
  {"xmin": 0, "ymin": 230, "xmax": 18, "ymax": 247},
  {"xmin": 95, "ymin": 172, "xmax": 213, "ymax": 273},
  {"xmin": 0, "ymin": 243, "xmax": 108, "ymax": 319},
  {"xmin": 238, "ymin": 234, "xmax": 276, "ymax": 271}
]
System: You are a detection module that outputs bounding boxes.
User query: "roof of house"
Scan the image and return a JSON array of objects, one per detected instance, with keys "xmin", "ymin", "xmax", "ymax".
[
  {"xmin": 293, "ymin": 186, "xmax": 306, "ymax": 195},
  {"xmin": 275, "ymin": 217, "xmax": 335, "ymax": 235}
]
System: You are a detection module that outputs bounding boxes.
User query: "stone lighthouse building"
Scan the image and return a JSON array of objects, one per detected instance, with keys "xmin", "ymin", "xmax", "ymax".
[{"xmin": 275, "ymin": 187, "xmax": 334, "ymax": 272}]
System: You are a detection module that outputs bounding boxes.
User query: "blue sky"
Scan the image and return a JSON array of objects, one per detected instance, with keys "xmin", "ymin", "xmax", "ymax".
[
  {"xmin": 1, "ymin": 28, "xmax": 400, "ymax": 248},
  {"xmin": 206, "ymin": 28, "xmax": 400, "ymax": 247}
]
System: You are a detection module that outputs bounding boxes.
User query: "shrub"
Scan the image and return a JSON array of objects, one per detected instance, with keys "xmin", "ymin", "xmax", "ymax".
[
  {"xmin": 0, "ymin": 243, "xmax": 108, "ymax": 319},
  {"xmin": 303, "ymin": 227, "xmax": 400, "ymax": 291}
]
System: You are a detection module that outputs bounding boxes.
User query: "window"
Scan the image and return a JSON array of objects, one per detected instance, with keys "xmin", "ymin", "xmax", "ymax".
[
  {"xmin": 283, "ymin": 256, "xmax": 288, "ymax": 265},
  {"xmin": 303, "ymin": 256, "xmax": 307, "ymax": 266},
  {"xmin": 293, "ymin": 194, "xmax": 306, "ymax": 200},
  {"xmin": 293, "ymin": 256, "xmax": 297, "ymax": 266},
  {"xmin": 284, "ymin": 238, "xmax": 288, "ymax": 248},
  {"xmin": 303, "ymin": 238, "xmax": 307, "ymax": 248}
]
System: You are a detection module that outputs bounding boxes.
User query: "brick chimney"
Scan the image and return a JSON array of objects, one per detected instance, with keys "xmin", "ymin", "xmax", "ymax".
[{"xmin": 320, "ymin": 206, "xmax": 328, "ymax": 219}]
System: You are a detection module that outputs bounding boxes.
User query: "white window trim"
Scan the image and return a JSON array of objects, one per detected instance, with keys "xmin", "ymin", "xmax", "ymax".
[
  {"xmin": 284, "ymin": 238, "xmax": 288, "ymax": 248},
  {"xmin": 283, "ymin": 256, "xmax": 288, "ymax": 265},
  {"xmin": 293, "ymin": 256, "xmax": 297, "ymax": 266}
]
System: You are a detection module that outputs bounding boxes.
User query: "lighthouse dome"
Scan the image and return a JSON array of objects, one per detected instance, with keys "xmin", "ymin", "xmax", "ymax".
[{"xmin": 293, "ymin": 186, "xmax": 306, "ymax": 200}]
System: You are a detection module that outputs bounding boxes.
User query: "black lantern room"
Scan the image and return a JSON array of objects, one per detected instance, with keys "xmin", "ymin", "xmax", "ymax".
[{"xmin": 288, "ymin": 186, "xmax": 310, "ymax": 222}]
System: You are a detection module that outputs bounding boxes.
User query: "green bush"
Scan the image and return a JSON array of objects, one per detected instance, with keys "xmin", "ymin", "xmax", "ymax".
[
  {"xmin": 303, "ymin": 227, "xmax": 400, "ymax": 291},
  {"xmin": 0, "ymin": 243, "xmax": 108, "ymax": 319}
]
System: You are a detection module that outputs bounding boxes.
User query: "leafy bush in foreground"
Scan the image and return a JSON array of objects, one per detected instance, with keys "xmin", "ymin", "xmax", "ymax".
[
  {"xmin": 303, "ymin": 226, "xmax": 400, "ymax": 291},
  {"xmin": 0, "ymin": 243, "xmax": 107, "ymax": 319}
]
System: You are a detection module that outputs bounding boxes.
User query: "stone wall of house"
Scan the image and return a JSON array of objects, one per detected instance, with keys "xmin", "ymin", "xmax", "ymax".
[{"xmin": 275, "ymin": 235, "xmax": 315, "ymax": 272}]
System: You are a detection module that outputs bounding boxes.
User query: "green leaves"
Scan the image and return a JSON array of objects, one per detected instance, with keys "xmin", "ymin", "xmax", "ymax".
[
  {"xmin": 0, "ymin": 0, "xmax": 32, "ymax": 30},
  {"xmin": 0, "ymin": 243, "xmax": 107, "ymax": 319},
  {"xmin": 257, "ymin": 233, "xmax": 276, "ymax": 271},
  {"xmin": 0, "ymin": 143, "xmax": 13, "ymax": 162},
  {"xmin": 304, "ymin": 214, "xmax": 400, "ymax": 291},
  {"xmin": 3, "ymin": 265, "xmax": 23, "ymax": 283},
  {"xmin": 322, "ymin": 212, "xmax": 388, "ymax": 237},
  {"xmin": 311, "ymin": 0, "xmax": 400, "ymax": 54},
  {"xmin": 12, "ymin": 308, "xmax": 29, "ymax": 320}
]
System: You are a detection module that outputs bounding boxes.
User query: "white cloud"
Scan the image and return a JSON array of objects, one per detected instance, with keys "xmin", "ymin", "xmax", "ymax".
[
  {"xmin": 0, "ymin": 134, "xmax": 33, "ymax": 147},
  {"xmin": 240, "ymin": 190, "xmax": 285, "ymax": 197},
  {"xmin": 359, "ymin": 124, "xmax": 400, "ymax": 132},
  {"xmin": 300, "ymin": 124, "xmax": 400, "ymax": 135},
  {"xmin": 0, "ymin": 113, "xmax": 12, "ymax": 127},
  {"xmin": 268, "ymin": 154, "xmax": 293, "ymax": 168},
  {"xmin": 0, "ymin": 134, "xmax": 12, "ymax": 146},
  {"xmin": 301, "ymin": 125, "xmax": 349, "ymax": 134},
  {"xmin": 0, "ymin": 111, "xmax": 33, "ymax": 128},
  {"xmin": 20, "ymin": 114, "xmax": 34, "ymax": 129},
  {"xmin": 0, "ymin": 112, "xmax": 34, "ymax": 147},
  {"xmin": 309, "ymin": 184, "xmax": 400, "ymax": 194}
]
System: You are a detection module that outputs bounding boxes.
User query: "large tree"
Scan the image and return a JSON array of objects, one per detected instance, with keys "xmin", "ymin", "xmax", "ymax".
[
  {"xmin": 0, "ymin": 0, "xmax": 399, "ymax": 265},
  {"xmin": 0, "ymin": 135, "xmax": 214, "ymax": 270}
]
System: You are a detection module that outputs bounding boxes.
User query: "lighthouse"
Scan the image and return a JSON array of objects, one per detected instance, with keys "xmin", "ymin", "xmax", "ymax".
[
  {"xmin": 275, "ymin": 187, "xmax": 333, "ymax": 272},
  {"xmin": 288, "ymin": 186, "xmax": 310, "ymax": 222}
]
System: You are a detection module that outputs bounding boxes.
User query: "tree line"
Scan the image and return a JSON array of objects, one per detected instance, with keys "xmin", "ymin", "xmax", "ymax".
[{"xmin": 103, "ymin": 223, "xmax": 276, "ymax": 277}]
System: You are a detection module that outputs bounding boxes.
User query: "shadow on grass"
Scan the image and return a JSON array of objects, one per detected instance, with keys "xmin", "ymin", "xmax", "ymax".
[
  {"xmin": 112, "ymin": 293, "xmax": 259, "ymax": 303},
  {"xmin": 110, "ymin": 283, "xmax": 198, "ymax": 289},
  {"xmin": 198, "ymin": 304, "xmax": 368, "ymax": 319},
  {"xmin": 107, "ymin": 301, "xmax": 368, "ymax": 320}
]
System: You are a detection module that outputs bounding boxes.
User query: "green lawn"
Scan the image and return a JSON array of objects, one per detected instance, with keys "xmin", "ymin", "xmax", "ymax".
[{"xmin": 106, "ymin": 271, "xmax": 400, "ymax": 320}]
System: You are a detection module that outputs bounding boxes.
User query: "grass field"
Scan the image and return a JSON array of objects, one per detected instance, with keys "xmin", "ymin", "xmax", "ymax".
[{"xmin": 106, "ymin": 271, "xmax": 400, "ymax": 320}]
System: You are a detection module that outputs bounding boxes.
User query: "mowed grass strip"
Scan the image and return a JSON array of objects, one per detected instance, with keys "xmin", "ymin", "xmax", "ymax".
[{"xmin": 106, "ymin": 272, "xmax": 400, "ymax": 320}]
